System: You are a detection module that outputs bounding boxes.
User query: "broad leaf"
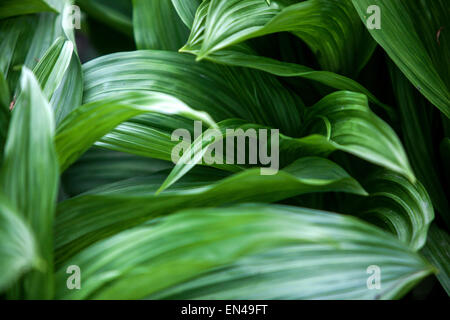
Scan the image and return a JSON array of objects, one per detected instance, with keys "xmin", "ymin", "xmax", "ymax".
[
  {"xmin": 184, "ymin": 0, "xmax": 375, "ymax": 76},
  {"xmin": 55, "ymin": 204, "xmax": 433, "ymax": 299},
  {"xmin": 55, "ymin": 91, "xmax": 216, "ymax": 171},
  {"xmin": 352, "ymin": 0, "xmax": 450, "ymax": 118},
  {"xmin": 55, "ymin": 157, "xmax": 366, "ymax": 262},
  {"xmin": 0, "ymin": 68, "xmax": 58, "ymax": 299}
]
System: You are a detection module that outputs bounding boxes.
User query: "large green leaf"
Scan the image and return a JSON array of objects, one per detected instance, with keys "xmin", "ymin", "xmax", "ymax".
[
  {"xmin": 422, "ymin": 225, "xmax": 450, "ymax": 295},
  {"xmin": 161, "ymin": 91, "xmax": 414, "ymax": 191},
  {"xmin": 55, "ymin": 91, "xmax": 216, "ymax": 172},
  {"xmin": 55, "ymin": 204, "xmax": 433, "ymax": 299},
  {"xmin": 354, "ymin": 170, "xmax": 434, "ymax": 251},
  {"xmin": 389, "ymin": 63, "xmax": 448, "ymax": 225},
  {"xmin": 184, "ymin": 0, "xmax": 375, "ymax": 76},
  {"xmin": 83, "ymin": 50, "xmax": 303, "ymax": 136},
  {"xmin": 0, "ymin": 195, "xmax": 40, "ymax": 292},
  {"xmin": 61, "ymin": 148, "xmax": 172, "ymax": 196},
  {"xmin": 190, "ymin": 45, "xmax": 393, "ymax": 116},
  {"xmin": 32, "ymin": 37, "xmax": 73, "ymax": 100},
  {"xmin": 352, "ymin": 0, "xmax": 450, "ymax": 118},
  {"xmin": 0, "ymin": 0, "xmax": 58, "ymax": 20},
  {"xmin": 132, "ymin": 0, "xmax": 189, "ymax": 51},
  {"xmin": 0, "ymin": 68, "xmax": 58, "ymax": 299},
  {"xmin": 55, "ymin": 157, "xmax": 366, "ymax": 263},
  {"xmin": 0, "ymin": 0, "xmax": 79, "ymax": 102}
]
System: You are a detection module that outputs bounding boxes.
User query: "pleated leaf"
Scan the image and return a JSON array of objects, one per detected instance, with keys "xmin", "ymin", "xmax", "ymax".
[
  {"xmin": 55, "ymin": 91, "xmax": 216, "ymax": 172},
  {"xmin": 0, "ymin": 68, "xmax": 58, "ymax": 299},
  {"xmin": 352, "ymin": 0, "xmax": 450, "ymax": 118},
  {"xmin": 55, "ymin": 204, "xmax": 433, "ymax": 299},
  {"xmin": 356, "ymin": 170, "xmax": 434, "ymax": 250},
  {"xmin": 0, "ymin": 0, "xmax": 58, "ymax": 20},
  {"xmin": 55, "ymin": 157, "xmax": 366, "ymax": 263},
  {"xmin": 184, "ymin": 0, "xmax": 375, "ymax": 76}
]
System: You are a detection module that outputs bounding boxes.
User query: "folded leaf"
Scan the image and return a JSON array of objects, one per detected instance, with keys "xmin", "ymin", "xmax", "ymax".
[
  {"xmin": 55, "ymin": 91, "xmax": 217, "ymax": 171},
  {"xmin": 352, "ymin": 0, "xmax": 450, "ymax": 118},
  {"xmin": 422, "ymin": 225, "xmax": 450, "ymax": 295},
  {"xmin": 55, "ymin": 204, "xmax": 433, "ymax": 299},
  {"xmin": 0, "ymin": 68, "xmax": 58, "ymax": 299},
  {"xmin": 55, "ymin": 157, "xmax": 366, "ymax": 262},
  {"xmin": 356, "ymin": 170, "xmax": 434, "ymax": 250},
  {"xmin": 184, "ymin": 0, "xmax": 375, "ymax": 76}
]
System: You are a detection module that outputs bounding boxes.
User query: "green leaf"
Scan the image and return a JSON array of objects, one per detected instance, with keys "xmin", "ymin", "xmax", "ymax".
[
  {"xmin": 55, "ymin": 157, "xmax": 366, "ymax": 263},
  {"xmin": 83, "ymin": 50, "xmax": 303, "ymax": 136},
  {"xmin": 0, "ymin": 67, "xmax": 58, "ymax": 299},
  {"xmin": 61, "ymin": 148, "xmax": 172, "ymax": 196},
  {"xmin": 352, "ymin": 0, "xmax": 450, "ymax": 118},
  {"xmin": 0, "ymin": 0, "xmax": 77, "ymax": 96},
  {"xmin": 422, "ymin": 225, "xmax": 450, "ymax": 295},
  {"xmin": 132, "ymin": 0, "xmax": 189, "ymax": 51},
  {"xmin": 0, "ymin": 195, "xmax": 40, "ymax": 292},
  {"xmin": 55, "ymin": 91, "xmax": 217, "ymax": 172},
  {"xmin": 32, "ymin": 37, "xmax": 73, "ymax": 100},
  {"xmin": 171, "ymin": 0, "xmax": 202, "ymax": 28},
  {"xmin": 184, "ymin": 0, "xmax": 375, "ymax": 76},
  {"xmin": 55, "ymin": 204, "xmax": 433, "ymax": 299},
  {"xmin": 0, "ymin": 0, "xmax": 58, "ymax": 20},
  {"xmin": 356, "ymin": 170, "xmax": 434, "ymax": 251},
  {"xmin": 389, "ymin": 63, "xmax": 449, "ymax": 225},
  {"xmin": 0, "ymin": 69, "xmax": 9, "ymax": 161},
  {"xmin": 299, "ymin": 91, "xmax": 414, "ymax": 182},
  {"xmin": 190, "ymin": 45, "xmax": 394, "ymax": 116},
  {"xmin": 161, "ymin": 91, "xmax": 414, "ymax": 189}
]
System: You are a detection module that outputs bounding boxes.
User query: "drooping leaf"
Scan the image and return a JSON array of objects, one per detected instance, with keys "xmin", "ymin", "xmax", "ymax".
[
  {"xmin": 55, "ymin": 204, "xmax": 433, "ymax": 299},
  {"xmin": 61, "ymin": 148, "xmax": 172, "ymax": 196},
  {"xmin": 352, "ymin": 0, "xmax": 450, "ymax": 118},
  {"xmin": 55, "ymin": 91, "xmax": 217, "ymax": 172},
  {"xmin": 355, "ymin": 170, "xmax": 434, "ymax": 250},
  {"xmin": 0, "ymin": 67, "xmax": 58, "ymax": 299},
  {"xmin": 184, "ymin": 0, "xmax": 375, "ymax": 76},
  {"xmin": 55, "ymin": 157, "xmax": 366, "ymax": 262}
]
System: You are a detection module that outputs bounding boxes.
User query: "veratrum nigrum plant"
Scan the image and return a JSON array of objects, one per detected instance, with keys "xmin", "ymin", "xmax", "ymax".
[{"xmin": 0, "ymin": 0, "xmax": 448, "ymax": 300}]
